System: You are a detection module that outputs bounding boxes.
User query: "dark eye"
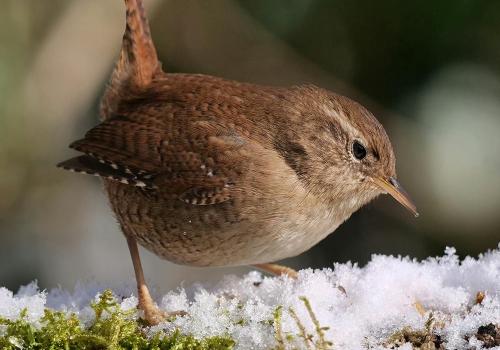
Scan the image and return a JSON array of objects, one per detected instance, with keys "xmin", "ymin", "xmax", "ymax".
[{"xmin": 352, "ymin": 140, "xmax": 367, "ymax": 160}]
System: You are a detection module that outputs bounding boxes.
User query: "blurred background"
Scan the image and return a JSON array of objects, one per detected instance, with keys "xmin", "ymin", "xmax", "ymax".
[{"xmin": 1, "ymin": 0, "xmax": 499, "ymax": 293}]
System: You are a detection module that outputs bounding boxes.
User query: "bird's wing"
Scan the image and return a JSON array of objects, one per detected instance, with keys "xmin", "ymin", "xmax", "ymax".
[{"xmin": 58, "ymin": 113, "xmax": 248, "ymax": 205}]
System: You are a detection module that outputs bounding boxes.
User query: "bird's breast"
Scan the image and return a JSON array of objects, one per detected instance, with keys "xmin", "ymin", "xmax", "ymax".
[{"xmin": 250, "ymin": 203, "xmax": 342, "ymax": 263}]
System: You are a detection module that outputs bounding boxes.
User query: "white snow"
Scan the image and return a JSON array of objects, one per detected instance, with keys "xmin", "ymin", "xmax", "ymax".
[{"xmin": 1, "ymin": 246, "xmax": 499, "ymax": 349}]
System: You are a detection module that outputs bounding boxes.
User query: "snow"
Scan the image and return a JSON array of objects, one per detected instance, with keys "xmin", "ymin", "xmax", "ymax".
[{"xmin": 1, "ymin": 246, "xmax": 499, "ymax": 349}]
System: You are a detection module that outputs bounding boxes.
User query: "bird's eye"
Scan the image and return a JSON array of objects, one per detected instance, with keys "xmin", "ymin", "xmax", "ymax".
[{"xmin": 352, "ymin": 140, "xmax": 367, "ymax": 160}]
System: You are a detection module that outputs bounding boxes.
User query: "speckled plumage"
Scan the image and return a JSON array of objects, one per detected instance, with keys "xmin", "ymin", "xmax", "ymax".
[
  {"xmin": 58, "ymin": 0, "xmax": 417, "ymax": 324},
  {"xmin": 61, "ymin": 69, "xmax": 402, "ymax": 266}
]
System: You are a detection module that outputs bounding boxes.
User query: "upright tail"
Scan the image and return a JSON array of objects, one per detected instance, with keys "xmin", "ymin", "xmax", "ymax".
[
  {"xmin": 121, "ymin": 0, "xmax": 160, "ymax": 87},
  {"xmin": 101, "ymin": 0, "xmax": 161, "ymax": 119}
]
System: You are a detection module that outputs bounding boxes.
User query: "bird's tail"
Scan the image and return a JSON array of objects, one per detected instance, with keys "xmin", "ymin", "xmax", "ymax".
[
  {"xmin": 101, "ymin": 0, "xmax": 161, "ymax": 119},
  {"xmin": 121, "ymin": 0, "xmax": 160, "ymax": 87}
]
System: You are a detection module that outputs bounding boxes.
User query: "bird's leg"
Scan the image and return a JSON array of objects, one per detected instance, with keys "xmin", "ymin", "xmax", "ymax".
[
  {"xmin": 126, "ymin": 235, "xmax": 166, "ymax": 325},
  {"xmin": 253, "ymin": 263, "xmax": 298, "ymax": 279}
]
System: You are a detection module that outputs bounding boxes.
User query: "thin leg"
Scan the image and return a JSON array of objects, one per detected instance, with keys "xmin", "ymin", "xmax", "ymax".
[
  {"xmin": 126, "ymin": 235, "xmax": 166, "ymax": 325},
  {"xmin": 254, "ymin": 263, "xmax": 298, "ymax": 279}
]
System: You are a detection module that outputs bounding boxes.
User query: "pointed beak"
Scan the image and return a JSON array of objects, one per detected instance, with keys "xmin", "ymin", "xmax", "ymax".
[{"xmin": 373, "ymin": 177, "xmax": 419, "ymax": 217}]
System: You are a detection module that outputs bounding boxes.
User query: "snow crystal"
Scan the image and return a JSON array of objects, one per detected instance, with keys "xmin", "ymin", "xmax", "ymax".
[{"xmin": 1, "ymin": 246, "xmax": 499, "ymax": 349}]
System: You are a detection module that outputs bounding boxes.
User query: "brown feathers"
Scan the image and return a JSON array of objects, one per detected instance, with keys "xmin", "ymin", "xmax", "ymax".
[
  {"xmin": 101, "ymin": 0, "xmax": 161, "ymax": 120},
  {"xmin": 57, "ymin": 155, "xmax": 155, "ymax": 189},
  {"xmin": 121, "ymin": 0, "xmax": 160, "ymax": 87},
  {"xmin": 58, "ymin": 0, "xmax": 409, "ymax": 268}
]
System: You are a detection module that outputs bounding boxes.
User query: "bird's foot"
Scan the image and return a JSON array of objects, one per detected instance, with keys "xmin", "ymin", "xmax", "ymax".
[
  {"xmin": 139, "ymin": 302, "xmax": 187, "ymax": 326},
  {"xmin": 141, "ymin": 304, "xmax": 167, "ymax": 326},
  {"xmin": 137, "ymin": 284, "xmax": 186, "ymax": 325},
  {"xmin": 254, "ymin": 264, "xmax": 348, "ymax": 295},
  {"xmin": 254, "ymin": 263, "xmax": 298, "ymax": 279}
]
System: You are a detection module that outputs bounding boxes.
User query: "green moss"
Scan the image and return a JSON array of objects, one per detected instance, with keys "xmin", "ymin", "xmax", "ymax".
[
  {"xmin": 0, "ymin": 290, "xmax": 234, "ymax": 350},
  {"xmin": 0, "ymin": 292, "xmax": 335, "ymax": 350},
  {"xmin": 272, "ymin": 306, "xmax": 285, "ymax": 350},
  {"xmin": 384, "ymin": 313, "xmax": 443, "ymax": 349},
  {"xmin": 271, "ymin": 297, "xmax": 333, "ymax": 350},
  {"xmin": 299, "ymin": 297, "xmax": 333, "ymax": 349}
]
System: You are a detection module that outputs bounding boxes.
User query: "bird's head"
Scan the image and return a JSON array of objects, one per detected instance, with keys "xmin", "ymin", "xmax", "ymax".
[{"xmin": 279, "ymin": 85, "xmax": 418, "ymax": 217}]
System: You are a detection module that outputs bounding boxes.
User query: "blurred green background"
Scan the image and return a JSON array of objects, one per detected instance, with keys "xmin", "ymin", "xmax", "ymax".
[{"xmin": 1, "ymin": 0, "xmax": 499, "ymax": 292}]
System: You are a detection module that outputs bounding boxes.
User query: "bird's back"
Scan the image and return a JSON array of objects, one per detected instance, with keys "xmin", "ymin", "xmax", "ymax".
[{"xmin": 59, "ymin": 73, "xmax": 332, "ymax": 266}]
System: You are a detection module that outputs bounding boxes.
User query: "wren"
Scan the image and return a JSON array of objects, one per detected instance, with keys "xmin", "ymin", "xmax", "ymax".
[{"xmin": 58, "ymin": 0, "xmax": 417, "ymax": 324}]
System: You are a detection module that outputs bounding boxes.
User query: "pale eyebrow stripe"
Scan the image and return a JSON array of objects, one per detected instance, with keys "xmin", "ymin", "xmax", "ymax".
[{"xmin": 321, "ymin": 105, "xmax": 367, "ymax": 146}]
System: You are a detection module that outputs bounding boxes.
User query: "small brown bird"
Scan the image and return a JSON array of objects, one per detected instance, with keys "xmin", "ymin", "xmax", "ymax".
[{"xmin": 58, "ymin": 0, "xmax": 417, "ymax": 324}]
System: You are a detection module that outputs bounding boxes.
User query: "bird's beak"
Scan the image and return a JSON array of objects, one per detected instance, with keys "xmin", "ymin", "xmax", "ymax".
[{"xmin": 373, "ymin": 177, "xmax": 419, "ymax": 217}]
